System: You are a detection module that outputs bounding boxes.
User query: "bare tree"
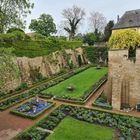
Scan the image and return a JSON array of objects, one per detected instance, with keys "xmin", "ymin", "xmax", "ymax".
[
  {"xmin": 89, "ymin": 11, "xmax": 106, "ymax": 32},
  {"xmin": 62, "ymin": 5, "xmax": 85, "ymax": 40}
]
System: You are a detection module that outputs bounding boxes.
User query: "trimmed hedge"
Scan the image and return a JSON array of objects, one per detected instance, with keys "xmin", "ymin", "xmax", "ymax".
[
  {"xmin": 93, "ymin": 93, "xmax": 112, "ymax": 110},
  {"xmin": 0, "ymin": 32, "xmax": 82, "ymax": 58},
  {"xmin": 48, "ymin": 74, "xmax": 107, "ymax": 104},
  {"xmin": 0, "ymin": 91, "xmax": 35, "ymax": 110},
  {"xmin": 11, "ymin": 101, "xmax": 55, "ymax": 119},
  {"xmin": 14, "ymin": 105, "xmax": 140, "ymax": 140},
  {"xmin": 0, "ymin": 66, "xmax": 89, "ymax": 110},
  {"xmin": 83, "ymin": 46, "xmax": 108, "ymax": 66}
]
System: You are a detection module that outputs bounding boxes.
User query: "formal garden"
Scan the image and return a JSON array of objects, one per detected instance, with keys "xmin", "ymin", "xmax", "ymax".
[
  {"xmin": 13, "ymin": 105, "xmax": 140, "ymax": 140},
  {"xmin": 1, "ymin": 1, "xmax": 140, "ymax": 140},
  {"xmin": 41, "ymin": 67, "xmax": 108, "ymax": 103},
  {"xmin": 11, "ymin": 96, "xmax": 55, "ymax": 119}
]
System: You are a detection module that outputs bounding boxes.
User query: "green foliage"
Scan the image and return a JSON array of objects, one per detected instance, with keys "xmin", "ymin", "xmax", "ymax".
[
  {"xmin": 15, "ymin": 83, "xmax": 28, "ymax": 91},
  {"xmin": 0, "ymin": 32, "xmax": 82, "ymax": 57},
  {"xmin": 12, "ymin": 40, "xmax": 82, "ymax": 57},
  {"xmin": 0, "ymin": 66, "xmax": 89, "ymax": 110},
  {"xmin": 29, "ymin": 66, "xmax": 46, "ymax": 83},
  {"xmin": 30, "ymin": 33, "xmax": 46, "ymax": 41},
  {"xmin": 94, "ymin": 29, "xmax": 102, "ymax": 42},
  {"xmin": 29, "ymin": 14, "xmax": 57, "ymax": 36},
  {"xmin": 0, "ymin": 48, "xmax": 20, "ymax": 89},
  {"xmin": 7, "ymin": 28, "xmax": 24, "ymax": 33},
  {"xmin": 77, "ymin": 55, "xmax": 82, "ymax": 66},
  {"xmin": 103, "ymin": 20, "xmax": 114, "ymax": 41},
  {"xmin": 83, "ymin": 32, "xmax": 96, "ymax": 45},
  {"xmin": 15, "ymin": 105, "xmax": 140, "ymax": 140},
  {"xmin": 0, "ymin": 31, "xmax": 30, "ymax": 48},
  {"xmin": 109, "ymin": 29, "xmax": 140, "ymax": 49},
  {"xmin": 93, "ymin": 94, "xmax": 112, "ymax": 110},
  {"xmin": 0, "ymin": 0, "xmax": 34, "ymax": 33},
  {"xmin": 47, "ymin": 117, "xmax": 114, "ymax": 140},
  {"xmin": 41, "ymin": 67, "xmax": 107, "ymax": 102},
  {"xmin": 83, "ymin": 46, "xmax": 108, "ymax": 65}
]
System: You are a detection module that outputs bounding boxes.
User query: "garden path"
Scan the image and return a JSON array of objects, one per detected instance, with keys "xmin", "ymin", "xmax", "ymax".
[{"xmin": 0, "ymin": 82, "xmax": 140, "ymax": 140}]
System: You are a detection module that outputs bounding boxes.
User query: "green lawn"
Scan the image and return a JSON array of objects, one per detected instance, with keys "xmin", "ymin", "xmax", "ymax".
[
  {"xmin": 46, "ymin": 117, "xmax": 114, "ymax": 140},
  {"xmin": 41, "ymin": 67, "xmax": 107, "ymax": 99}
]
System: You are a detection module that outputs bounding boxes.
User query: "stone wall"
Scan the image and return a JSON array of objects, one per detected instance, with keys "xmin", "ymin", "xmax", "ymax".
[
  {"xmin": 0, "ymin": 47, "xmax": 87, "ymax": 92},
  {"xmin": 106, "ymin": 49, "xmax": 140, "ymax": 110}
]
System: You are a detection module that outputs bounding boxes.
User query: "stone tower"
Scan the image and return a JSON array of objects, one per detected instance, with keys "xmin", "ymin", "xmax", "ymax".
[{"xmin": 107, "ymin": 49, "xmax": 140, "ymax": 110}]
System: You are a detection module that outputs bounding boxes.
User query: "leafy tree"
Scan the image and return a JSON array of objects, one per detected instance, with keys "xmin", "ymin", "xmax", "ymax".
[
  {"xmin": 0, "ymin": 0, "xmax": 34, "ymax": 33},
  {"xmin": 29, "ymin": 14, "xmax": 57, "ymax": 36},
  {"xmin": 94, "ymin": 29, "xmax": 102, "ymax": 42},
  {"xmin": 83, "ymin": 32, "xmax": 96, "ymax": 45},
  {"xmin": 103, "ymin": 20, "xmax": 114, "ymax": 41},
  {"xmin": 62, "ymin": 5, "xmax": 85, "ymax": 40},
  {"xmin": 108, "ymin": 29, "xmax": 140, "ymax": 49}
]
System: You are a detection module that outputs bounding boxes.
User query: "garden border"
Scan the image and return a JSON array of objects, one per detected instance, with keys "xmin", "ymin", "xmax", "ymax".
[
  {"xmin": 0, "ymin": 65, "xmax": 90, "ymax": 110},
  {"xmin": 13, "ymin": 105, "xmax": 140, "ymax": 140},
  {"xmin": 52, "ymin": 74, "xmax": 107, "ymax": 104},
  {"xmin": 11, "ymin": 100, "xmax": 55, "ymax": 119}
]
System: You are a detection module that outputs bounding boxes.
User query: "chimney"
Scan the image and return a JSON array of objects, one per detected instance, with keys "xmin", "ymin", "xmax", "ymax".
[{"xmin": 117, "ymin": 15, "xmax": 120, "ymax": 22}]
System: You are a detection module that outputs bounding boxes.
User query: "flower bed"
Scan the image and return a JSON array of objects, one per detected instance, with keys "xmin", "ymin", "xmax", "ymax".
[
  {"xmin": 14, "ymin": 105, "xmax": 140, "ymax": 140},
  {"xmin": 0, "ymin": 66, "xmax": 89, "ymax": 110},
  {"xmin": 0, "ymin": 91, "xmax": 35, "ymax": 110},
  {"xmin": 11, "ymin": 99, "xmax": 55, "ymax": 119},
  {"xmin": 93, "ymin": 93, "xmax": 112, "ymax": 110}
]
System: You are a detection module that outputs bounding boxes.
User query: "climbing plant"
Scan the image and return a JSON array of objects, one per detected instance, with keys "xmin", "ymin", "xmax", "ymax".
[
  {"xmin": 0, "ymin": 48, "xmax": 20, "ymax": 90},
  {"xmin": 108, "ymin": 29, "xmax": 140, "ymax": 49}
]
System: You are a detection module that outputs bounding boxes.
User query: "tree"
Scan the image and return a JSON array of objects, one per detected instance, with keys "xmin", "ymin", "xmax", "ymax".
[
  {"xmin": 103, "ymin": 20, "xmax": 114, "ymax": 41},
  {"xmin": 7, "ymin": 28, "xmax": 24, "ymax": 33},
  {"xmin": 83, "ymin": 32, "xmax": 96, "ymax": 45},
  {"xmin": 89, "ymin": 11, "xmax": 106, "ymax": 32},
  {"xmin": 108, "ymin": 29, "xmax": 140, "ymax": 49},
  {"xmin": 62, "ymin": 5, "xmax": 85, "ymax": 40},
  {"xmin": 94, "ymin": 29, "xmax": 102, "ymax": 42},
  {"xmin": 0, "ymin": 0, "xmax": 34, "ymax": 33},
  {"xmin": 29, "ymin": 14, "xmax": 57, "ymax": 36}
]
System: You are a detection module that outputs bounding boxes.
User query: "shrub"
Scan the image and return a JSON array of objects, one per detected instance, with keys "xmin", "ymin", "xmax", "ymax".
[
  {"xmin": 108, "ymin": 29, "xmax": 140, "ymax": 49},
  {"xmin": 83, "ymin": 46, "xmax": 108, "ymax": 65},
  {"xmin": 15, "ymin": 83, "xmax": 28, "ymax": 91},
  {"xmin": 7, "ymin": 28, "xmax": 24, "ymax": 33}
]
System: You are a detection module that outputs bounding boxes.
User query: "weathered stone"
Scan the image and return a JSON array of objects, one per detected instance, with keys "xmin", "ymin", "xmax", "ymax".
[{"xmin": 106, "ymin": 49, "xmax": 140, "ymax": 110}]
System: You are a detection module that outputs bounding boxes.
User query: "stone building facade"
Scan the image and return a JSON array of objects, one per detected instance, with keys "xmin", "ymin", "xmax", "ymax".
[
  {"xmin": 107, "ymin": 49, "xmax": 140, "ymax": 110},
  {"xmin": 107, "ymin": 9, "xmax": 140, "ymax": 110}
]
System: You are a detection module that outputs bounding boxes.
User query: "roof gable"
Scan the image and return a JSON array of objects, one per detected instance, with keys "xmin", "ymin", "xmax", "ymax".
[{"xmin": 112, "ymin": 9, "xmax": 140, "ymax": 30}]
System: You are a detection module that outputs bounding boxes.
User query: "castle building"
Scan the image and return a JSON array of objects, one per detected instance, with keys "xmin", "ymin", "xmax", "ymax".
[{"xmin": 107, "ymin": 9, "xmax": 140, "ymax": 110}]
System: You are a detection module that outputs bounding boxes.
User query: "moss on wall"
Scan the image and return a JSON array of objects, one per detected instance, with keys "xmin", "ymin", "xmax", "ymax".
[{"xmin": 0, "ymin": 48, "xmax": 20, "ymax": 90}]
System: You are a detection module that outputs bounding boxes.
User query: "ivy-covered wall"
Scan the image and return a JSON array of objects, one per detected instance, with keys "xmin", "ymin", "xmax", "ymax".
[
  {"xmin": 83, "ymin": 46, "xmax": 108, "ymax": 66},
  {"xmin": 0, "ymin": 48, "xmax": 21, "ymax": 91}
]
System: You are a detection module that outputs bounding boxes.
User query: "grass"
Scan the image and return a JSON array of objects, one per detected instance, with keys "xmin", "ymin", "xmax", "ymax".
[
  {"xmin": 42, "ymin": 67, "xmax": 108, "ymax": 99},
  {"xmin": 46, "ymin": 117, "xmax": 114, "ymax": 140}
]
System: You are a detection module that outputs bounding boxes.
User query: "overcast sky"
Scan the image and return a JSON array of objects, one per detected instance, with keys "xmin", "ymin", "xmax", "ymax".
[{"xmin": 25, "ymin": 0, "xmax": 140, "ymax": 34}]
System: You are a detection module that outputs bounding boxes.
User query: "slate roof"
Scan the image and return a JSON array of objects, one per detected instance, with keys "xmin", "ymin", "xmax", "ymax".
[{"xmin": 112, "ymin": 9, "xmax": 140, "ymax": 30}]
